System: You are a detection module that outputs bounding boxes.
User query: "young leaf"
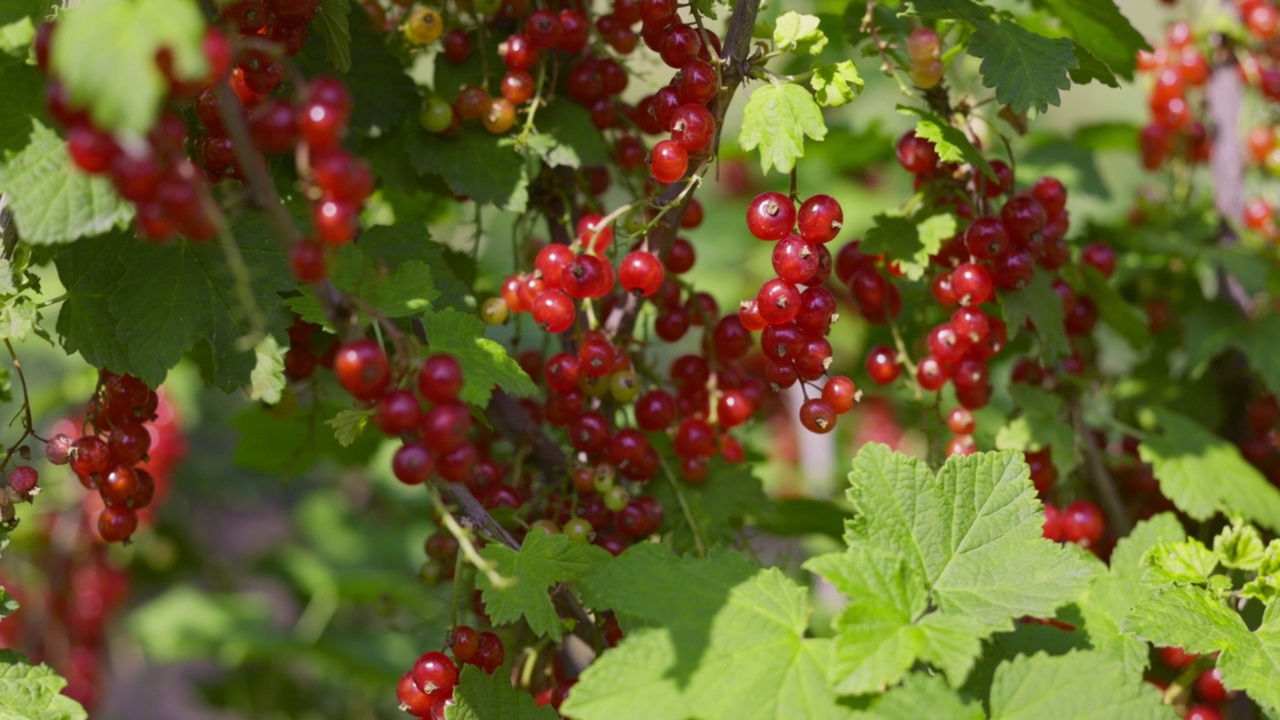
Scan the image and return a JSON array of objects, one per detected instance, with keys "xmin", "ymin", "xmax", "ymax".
[
  {"xmin": 0, "ymin": 650, "xmax": 89, "ymax": 720},
  {"xmin": 1213, "ymin": 520, "xmax": 1268, "ymax": 571},
  {"xmin": 1074, "ymin": 513, "xmax": 1185, "ymax": 677},
  {"xmin": 326, "ymin": 409, "xmax": 371, "ymax": 448},
  {"xmin": 898, "ymin": 106, "xmax": 996, "ymax": 181},
  {"xmin": 314, "ymin": 0, "xmax": 352, "ymax": 72},
  {"xmin": 0, "ymin": 122, "xmax": 134, "ymax": 245},
  {"xmin": 987, "ymin": 650, "xmax": 1171, "ymax": 720},
  {"xmin": 1000, "ymin": 270, "xmax": 1071, "ymax": 363},
  {"xmin": 565, "ymin": 545, "xmax": 845, "ymax": 720},
  {"xmin": 968, "ymin": 19, "xmax": 1078, "ymax": 115},
  {"xmin": 248, "ymin": 335, "xmax": 286, "ymax": 405},
  {"xmin": 0, "ymin": 298, "xmax": 38, "ymax": 343},
  {"xmin": 446, "ymin": 665, "xmax": 559, "ymax": 720},
  {"xmin": 810, "ymin": 60, "xmax": 864, "ymax": 108},
  {"xmin": 773, "ymin": 12, "xmax": 828, "ymax": 55},
  {"xmin": 738, "ymin": 83, "xmax": 828, "ymax": 175},
  {"xmin": 807, "ymin": 446, "xmax": 1097, "ymax": 693},
  {"xmin": 421, "ymin": 309, "xmax": 538, "ymax": 406},
  {"xmin": 0, "ymin": 587, "xmax": 18, "ymax": 617},
  {"xmin": 49, "ymin": 0, "xmax": 207, "ymax": 135},
  {"xmin": 860, "ymin": 211, "xmax": 957, "ymax": 281},
  {"xmin": 1138, "ymin": 408, "xmax": 1280, "ymax": 532},
  {"xmin": 476, "ymin": 532, "xmax": 610, "ymax": 642}
]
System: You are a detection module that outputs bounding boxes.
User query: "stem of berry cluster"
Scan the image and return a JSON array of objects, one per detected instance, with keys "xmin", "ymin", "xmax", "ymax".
[{"xmin": 1070, "ymin": 400, "xmax": 1132, "ymax": 537}]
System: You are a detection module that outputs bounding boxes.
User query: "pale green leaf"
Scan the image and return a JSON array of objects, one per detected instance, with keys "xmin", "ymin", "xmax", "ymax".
[
  {"xmin": 476, "ymin": 532, "xmax": 610, "ymax": 642},
  {"xmin": 0, "ymin": 122, "xmax": 133, "ymax": 245},
  {"xmin": 898, "ymin": 106, "xmax": 995, "ymax": 180},
  {"xmin": 853, "ymin": 673, "xmax": 985, "ymax": 720},
  {"xmin": 0, "ymin": 298, "xmax": 37, "ymax": 343},
  {"xmin": 739, "ymin": 83, "xmax": 828, "ymax": 175},
  {"xmin": 1142, "ymin": 539, "xmax": 1218, "ymax": 585},
  {"xmin": 969, "ymin": 19, "xmax": 1078, "ymax": 115},
  {"xmin": 565, "ymin": 545, "xmax": 845, "ymax": 720},
  {"xmin": 445, "ymin": 665, "xmax": 558, "ymax": 720},
  {"xmin": 50, "ymin": 0, "xmax": 207, "ymax": 135},
  {"xmin": 0, "ymin": 650, "xmax": 88, "ymax": 720},
  {"xmin": 1213, "ymin": 519, "xmax": 1267, "ymax": 571},
  {"xmin": 1138, "ymin": 408, "xmax": 1280, "ymax": 532},
  {"xmin": 988, "ymin": 650, "xmax": 1172, "ymax": 720},
  {"xmin": 248, "ymin": 335, "xmax": 285, "ymax": 404},
  {"xmin": 810, "ymin": 60, "xmax": 863, "ymax": 108},
  {"xmin": 326, "ymin": 409, "xmax": 371, "ymax": 448},
  {"xmin": 1240, "ymin": 540, "xmax": 1280, "ymax": 603},
  {"xmin": 773, "ymin": 12, "xmax": 828, "ymax": 55},
  {"xmin": 860, "ymin": 211, "xmax": 957, "ymax": 281}
]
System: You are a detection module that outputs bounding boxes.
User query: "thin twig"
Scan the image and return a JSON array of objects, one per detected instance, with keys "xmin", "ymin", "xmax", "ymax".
[
  {"xmin": 1070, "ymin": 400, "xmax": 1132, "ymax": 537},
  {"xmin": 427, "ymin": 483, "xmax": 515, "ymax": 589},
  {"xmin": 659, "ymin": 456, "xmax": 707, "ymax": 558}
]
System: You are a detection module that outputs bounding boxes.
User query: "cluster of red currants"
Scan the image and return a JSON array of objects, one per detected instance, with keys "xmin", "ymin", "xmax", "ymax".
[
  {"xmin": 45, "ymin": 372, "xmax": 167, "ymax": 543},
  {"xmin": 396, "ymin": 625, "xmax": 506, "ymax": 718},
  {"xmin": 1134, "ymin": 21, "xmax": 1211, "ymax": 171},
  {"xmin": 735, "ymin": 191, "xmax": 861, "ymax": 435},
  {"xmin": 36, "ymin": 21, "xmax": 232, "ymax": 241}
]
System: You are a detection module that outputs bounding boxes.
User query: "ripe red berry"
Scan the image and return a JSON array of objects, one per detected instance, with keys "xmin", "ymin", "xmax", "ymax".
[
  {"xmin": 746, "ymin": 192, "xmax": 796, "ymax": 241},
  {"xmin": 822, "ymin": 376, "xmax": 858, "ymax": 414},
  {"xmin": 334, "ymin": 339, "xmax": 391, "ymax": 401},
  {"xmin": 618, "ymin": 250, "xmax": 665, "ymax": 296},
  {"xmin": 797, "ymin": 194, "xmax": 844, "ymax": 244},
  {"xmin": 412, "ymin": 651, "xmax": 458, "ymax": 695},
  {"xmin": 7, "ymin": 466, "xmax": 38, "ymax": 495},
  {"xmin": 896, "ymin": 131, "xmax": 938, "ymax": 174},
  {"xmin": 650, "ymin": 140, "xmax": 688, "ymax": 183},
  {"xmin": 98, "ymin": 505, "xmax": 139, "ymax": 543},
  {"xmin": 866, "ymin": 345, "xmax": 902, "ymax": 385},
  {"xmin": 1060, "ymin": 500, "xmax": 1104, "ymax": 547},
  {"xmin": 418, "ymin": 354, "xmax": 464, "ymax": 403},
  {"xmin": 799, "ymin": 398, "xmax": 837, "ymax": 434},
  {"xmin": 532, "ymin": 289, "xmax": 577, "ymax": 333},
  {"xmin": 756, "ymin": 279, "xmax": 801, "ymax": 325},
  {"xmin": 670, "ymin": 103, "xmax": 715, "ymax": 152}
]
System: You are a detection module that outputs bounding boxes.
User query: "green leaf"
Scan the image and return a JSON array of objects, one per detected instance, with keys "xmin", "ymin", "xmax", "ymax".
[
  {"xmin": 0, "ymin": 0, "xmax": 50, "ymax": 25},
  {"xmin": 853, "ymin": 673, "xmax": 985, "ymax": 720},
  {"xmin": 1241, "ymin": 540, "xmax": 1280, "ymax": 603},
  {"xmin": 446, "ymin": 665, "xmax": 559, "ymax": 720},
  {"xmin": 988, "ymin": 650, "xmax": 1172, "ymax": 720},
  {"xmin": 860, "ymin": 211, "xmax": 957, "ymax": 281},
  {"xmin": 647, "ymin": 442, "xmax": 770, "ymax": 552},
  {"xmin": 1213, "ymin": 519, "xmax": 1267, "ymax": 571},
  {"xmin": 326, "ymin": 242, "xmax": 440, "ymax": 318},
  {"xmin": 993, "ymin": 385, "xmax": 1077, "ymax": 482},
  {"xmin": 421, "ymin": 308, "xmax": 537, "ymax": 406},
  {"xmin": 1233, "ymin": 314, "xmax": 1280, "ymax": 400},
  {"xmin": 968, "ymin": 19, "xmax": 1078, "ymax": 115},
  {"xmin": 476, "ymin": 532, "xmax": 610, "ymax": 642},
  {"xmin": 407, "ymin": 126, "xmax": 528, "ymax": 211},
  {"xmin": 1142, "ymin": 538, "xmax": 1218, "ymax": 586},
  {"xmin": 1030, "ymin": 0, "xmax": 1150, "ymax": 80},
  {"xmin": 898, "ymin": 106, "xmax": 995, "ymax": 181},
  {"xmin": 1068, "ymin": 42, "xmax": 1120, "ymax": 88},
  {"xmin": 1020, "ymin": 135, "xmax": 1110, "ymax": 200},
  {"xmin": 1074, "ymin": 514, "xmax": 1185, "ymax": 677},
  {"xmin": 0, "ymin": 588, "xmax": 16, "ymax": 619},
  {"xmin": 1125, "ymin": 585, "xmax": 1280, "ymax": 716},
  {"xmin": 49, "ymin": 0, "xmax": 206, "ymax": 135},
  {"xmin": 0, "ymin": 121, "xmax": 133, "ymax": 245},
  {"xmin": 248, "ymin": 335, "xmax": 286, "ymax": 405},
  {"xmin": 807, "ymin": 446, "xmax": 1097, "ymax": 693},
  {"xmin": 1138, "ymin": 408, "xmax": 1280, "ymax": 532},
  {"xmin": 0, "ymin": 650, "xmax": 88, "ymax": 720},
  {"xmin": 299, "ymin": 18, "xmax": 416, "ymax": 133},
  {"xmin": 0, "ymin": 56, "xmax": 45, "ymax": 157},
  {"xmin": 326, "ymin": 408, "xmax": 371, "ymax": 448},
  {"xmin": 1000, "ymin": 270, "xmax": 1071, "ymax": 363},
  {"xmin": 1071, "ymin": 265, "xmax": 1147, "ymax": 348},
  {"xmin": 754, "ymin": 498, "xmax": 846, "ymax": 540},
  {"xmin": 738, "ymin": 83, "xmax": 828, "ymax": 175},
  {"xmin": 809, "ymin": 60, "xmax": 863, "ymax": 108},
  {"xmin": 523, "ymin": 102, "xmax": 609, "ymax": 169},
  {"xmin": 315, "ymin": 0, "xmax": 352, "ymax": 72},
  {"xmin": 565, "ymin": 545, "xmax": 845, "ymax": 720},
  {"xmin": 128, "ymin": 585, "xmax": 274, "ymax": 662},
  {"xmin": 54, "ymin": 219, "xmax": 293, "ymax": 389},
  {"xmin": 773, "ymin": 12, "xmax": 828, "ymax": 55}
]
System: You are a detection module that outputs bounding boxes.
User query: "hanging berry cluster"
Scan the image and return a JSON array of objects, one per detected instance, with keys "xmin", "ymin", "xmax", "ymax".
[
  {"xmin": 1134, "ymin": 21, "xmax": 1211, "ymax": 171},
  {"xmin": 395, "ymin": 625, "xmax": 509, "ymax": 718}
]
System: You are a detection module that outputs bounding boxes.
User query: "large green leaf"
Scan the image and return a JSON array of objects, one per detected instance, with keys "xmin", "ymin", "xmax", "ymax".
[
  {"xmin": 0, "ymin": 650, "xmax": 88, "ymax": 720},
  {"xmin": 806, "ymin": 446, "xmax": 1097, "ymax": 693},
  {"xmin": 852, "ymin": 673, "xmax": 985, "ymax": 720},
  {"xmin": 0, "ymin": 122, "xmax": 133, "ymax": 245},
  {"xmin": 0, "ymin": 55, "xmax": 45, "ymax": 156},
  {"xmin": 738, "ymin": 83, "xmax": 828, "ymax": 174},
  {"xmin": 408, "ymin": 126, "xmax": 529, "ymax": 211},
  {"xmin": 54, "ymin": 219, "xmax": 293, "ymax": 389},
  {"xmin": 1138, "ymin": 408, "xmax": 1280, "ymax": 532},
  {"xmin": 564, "ymin": 545, "xmax": 845, "ymax": 720},
  {"xmin": 49, "ymin": 0, "xmax": 207, "ymax": 135},
  {"xmin": 446, "ymin": 665, "xmax": 558, "ymax": 720},
  {"xmin": 476, "ymin": 532, "xmax": 611, "ymax": 642},
  {"xmin": 969, "ymin": 19, "xmax": 1078, "ymax": 115},
  {"xmin": 647, "ymin": 439, "xmax": 771, "ymax": 553},
  {"xmin": 1031, "ymin": 0, "xmax": 1149, "ymax": 80}
]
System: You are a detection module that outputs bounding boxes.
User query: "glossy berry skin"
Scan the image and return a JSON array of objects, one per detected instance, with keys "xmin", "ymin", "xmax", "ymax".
[
  {"xmin": 1194, "ymin": 668, "xmax": 1229, "ymax": 704},
  {"xmin": 532, "ymin": 289, "xmax": 576, "ymax": 333},
  {"xmin": 866, "ymin": 345, "xmax": 902, "ymax": 385},
  {"xmin": 1184, "ymin": 706, "xmax": 1222, "ymax": 720},
  {"xmin": 98, "ymin": 505, "xmax": 138, "ymax": 543},
  {"xmin": 896, "ymin": 131, "xmax": 938, "ymax": 174},
  {"xmin": 756, "ymin": 279, "xmax": 801, "ymax": 325},
  {"xmin": 1060, "ymin": 500, "xmax": 1104, "ymax": 547},
  {"xmin": 619, "ymin": 251, "xmax": 665, "ymax": 296},
  {"xmin": 1081, "ymin": 243, "xmax": 1116, "ymax": 277},
  {"xmin": 676, "ymin": 60, "xmax": 718, "ymax": 105},
  {"xmin": 951, "ymin": 263, "xmax": 994, "ymax": 306},
  {"xmin": 70, "ymin": 435, "xmax": 112, "ymax": 479},
  {"xmin": 334, "ymin": 339, "xmax": 391, "ymax": 401},
  {"xmin": 670, "ymin": 103, "xmax": 715, "ymax": 152},
  {"xmin": 418, "ymin": 354, "xmax": 463, "ymax": 403},
  {"xmin": 374, "ymin": 390, "xmax": 422, "ymax": 436},
  {"xmin": 797, "ymin": 194, "xmax": 843, "ymax": 243},
  {"xmin": 964, "ymin": 217, "xmax": 1009, "ymax": 259},
  {"xmin": 799, "ymin": 399, "xmax": 837, "ymax": 434},
  {"xmin": 397, "ymin": 672, "xmax": 434, "ymax": 716},
  {"xmin": 771, "ymin": 234, "xmax": 818, "ymax": 284},
  {"xmin": 7, "ymin": 466, "xmax": 38, "ymax": 495},
  {"xmin": 635, "ymin": 390, "xmax": 676, "ymax": 431},
  {"xmin": 448, "ymin": 626, "xmax": 480, "ymax": 662},
  {"xmin": 412, "ymin": 651, "xmax": 458, "ymax": 695},
  {"xmin": 290, "ymin": 240, "xmax": 328, "ymax": 282},
  {"xmin": 1158, "ymin": 646, "xmax": 1196, "ymax": 670},
  {"xmin": 1042, "ymin": 504, "xmax": 1063, "ymax": 542},
  {"xmin": 650, "ymin": 140, "xmax": 688, "ymax": 183},
  {"xmin": 746, "ymin": 192, "xmax": 796, "ymax": 241},
  {"xmin": 822, "ymin": 376, "xmax": 858, "ymax": 414}
]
